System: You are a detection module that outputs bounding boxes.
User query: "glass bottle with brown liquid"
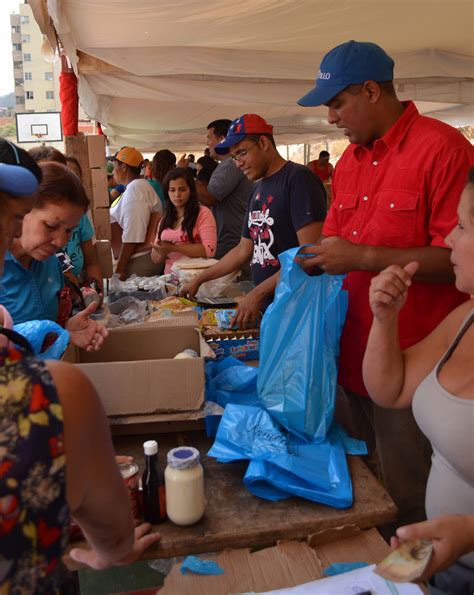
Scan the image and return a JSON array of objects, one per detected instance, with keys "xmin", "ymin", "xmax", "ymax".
[{"xmin": 142, "ymin": 440, "xmax": 166, "ymax": 524}]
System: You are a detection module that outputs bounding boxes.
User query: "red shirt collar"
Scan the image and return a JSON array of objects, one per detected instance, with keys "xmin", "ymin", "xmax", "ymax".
[{"xmin": 354, "ymin": 100, "xmax": 419, "ymax": 160}]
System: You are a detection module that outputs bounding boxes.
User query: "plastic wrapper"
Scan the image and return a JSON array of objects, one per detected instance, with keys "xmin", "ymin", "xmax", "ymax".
[
  {"xmin": 147, "ymin": 296, "xmax": 195, "ymax": 320},
  {"xmin": 208, "ymin": 404, "xmax": 354, "ymax": 508},
  {"xmin": 108, "ymin": 273, "xmax": 169, "ymax": 303},
  {"xmin": 171, "ymin": 258, "xmax": 239, "ymax": 299},
  {"xmin": 108, "ymin": 296, "xmax": 148, "ymax": 327},
  {"xmin": 258, "ymin": 246, "xmax": 348, "ymax": 442},
  {"xmin": 13, "ymin": 320, "xmax": 70, "ymax": 360},
  {"xmin": 215, "ymin": 309, "xmax": 237, "ymax": 330}
]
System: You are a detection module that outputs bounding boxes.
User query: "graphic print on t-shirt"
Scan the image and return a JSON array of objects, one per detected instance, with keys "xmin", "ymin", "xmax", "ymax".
[{"xmin": 248, "ymin": 193, "xmax": 279, "ymax": 268}]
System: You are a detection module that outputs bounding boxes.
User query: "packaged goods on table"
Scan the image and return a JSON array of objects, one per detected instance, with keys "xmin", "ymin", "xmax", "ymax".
[
  {"xmin": 204, "ymin": 330, "xmax": 260, "ymax": 361},
  {"xmin": 108, "ymin": 273, "xmax": 175, "ymax": 303},
  {"xmin": 171, "ymin": 258, "xmax": 239, "ymax": 299},
  {"xmin": 147, "ymin": 296, "xmax": 196, "ymax": 320}
]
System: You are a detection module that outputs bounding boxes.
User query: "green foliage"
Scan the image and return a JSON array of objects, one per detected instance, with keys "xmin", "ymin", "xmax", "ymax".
[{"xmin": 0, "ymin": 123, "xmax": 17, "ymax": 139}]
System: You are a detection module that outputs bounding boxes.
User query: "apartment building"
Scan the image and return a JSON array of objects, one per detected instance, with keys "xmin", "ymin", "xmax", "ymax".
[{"xmin": 10, "ymin": 1, "xmax": 61, "ymax": 114}]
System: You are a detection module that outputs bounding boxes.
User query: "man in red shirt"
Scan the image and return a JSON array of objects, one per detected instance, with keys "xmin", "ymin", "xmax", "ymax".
[
  {"xmin": 307, "ymin": 150, "xmax": 333, "ymax": 183},
  {"xmin": 297, "ymin": 40, "xmax": 474, "ymax": 529}
]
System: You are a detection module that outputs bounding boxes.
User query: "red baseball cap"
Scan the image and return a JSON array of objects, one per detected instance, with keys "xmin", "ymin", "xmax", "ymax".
[{"xmin": 215, "ymin": 114, "xmax": 274, "ymax": 155}]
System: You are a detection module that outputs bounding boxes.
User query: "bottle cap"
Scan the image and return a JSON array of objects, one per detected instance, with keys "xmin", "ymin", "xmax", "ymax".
[
  {"xmin": 167, "ymin": 446, "xmax": 200, "ymax": 470},
  {"xmin": 143, "ymin": 440, "xmax": 158, "ymax": 456}
]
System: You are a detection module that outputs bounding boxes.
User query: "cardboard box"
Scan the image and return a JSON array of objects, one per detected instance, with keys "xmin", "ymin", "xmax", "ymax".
[
  {"xmin": 159, "ymin": 528, "xmax": 394, "ymax": 595},
  {"xmin": 92, "ymin": 207, "xmax": 111, "ymax": 240},
  {"xmin": 66, "ymin": 326, "xmax": 206, "ymax": 418},
  {"xmin": 65, "ymin": 133, "xmax": 106, "ymax": 169},
  {"xmin": 204, "ymin": 329, "xmax": 260, "ymax": 361},
  {"xmin": 90, "ymin": 167, "xmax": 109, "ymax": 208}
]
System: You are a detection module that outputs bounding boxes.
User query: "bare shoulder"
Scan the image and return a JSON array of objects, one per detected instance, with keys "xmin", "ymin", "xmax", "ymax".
[
  {"xmin": 405, "ymin": 299, "xmax": 472, "ymax": 362},
  {"xmin": 439, "ymin": 300, "xmax": 473, "ymax": 344}
]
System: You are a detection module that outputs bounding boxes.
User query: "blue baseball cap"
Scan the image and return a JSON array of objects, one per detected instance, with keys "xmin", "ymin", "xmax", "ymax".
[
  {"xmin": 0, "ymin": 163, "xmax": 39, "ymax": 196},
  {"xmin": 298, "ymin": 40, "xmax": 394, "ymax": 107},
  {"xmin": 214, "ymin": 114, "xmax": 274, "ymax": 155}
]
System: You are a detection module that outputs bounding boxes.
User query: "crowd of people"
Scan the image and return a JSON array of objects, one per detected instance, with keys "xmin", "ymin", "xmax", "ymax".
[{"xmin": 0, "ymin": 39, "xmax": 473, "ymax": 594}]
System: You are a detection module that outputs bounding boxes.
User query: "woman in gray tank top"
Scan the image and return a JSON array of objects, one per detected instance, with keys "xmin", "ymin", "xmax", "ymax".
[{"xmin": 363, "ymin": 168, "xmax": 474, "ymax": 595}]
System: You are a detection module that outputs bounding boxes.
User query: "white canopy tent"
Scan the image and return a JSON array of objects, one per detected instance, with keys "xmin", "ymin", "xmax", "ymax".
[{"xmin": 31, "ymin": 0, "xmax": 474, "ymax": 151}]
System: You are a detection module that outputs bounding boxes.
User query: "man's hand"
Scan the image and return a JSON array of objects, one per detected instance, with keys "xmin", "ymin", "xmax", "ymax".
[
  {"xmin": 369, "ymin": 262, "xmax": 418, "ymax": 322},
  {"xmin": 295, "ymin": 236, "xmax": 366, "ymax": 275},
  {"xmin": 230, "ymin": 291, "xmax": 263, "ymax": 330},
  {"xmin": 65, "ymin": 301, "xmax": 109, "ymax": 351},
  {"xmin": 69, "ymin": 523, "xmax": 161, "ymax": 570},
  {"xmin": 390, "ymin": 515, "xmax": 474, "ymax": 583},
  {"xmin": 179, "ymin": 278, "xmax": 202, "ymax": 299}
]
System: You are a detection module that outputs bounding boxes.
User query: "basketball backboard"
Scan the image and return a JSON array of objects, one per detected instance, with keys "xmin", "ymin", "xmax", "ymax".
[{"xmin": 16, "ymin": 111, "xmax": 63, "ymax": 143}]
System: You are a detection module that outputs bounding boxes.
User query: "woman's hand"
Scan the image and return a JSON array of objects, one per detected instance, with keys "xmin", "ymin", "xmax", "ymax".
[
  {"xmin": 69, "ymin": 523, "xmax": 161, "ymax": 570},
  {"xmin": 65, "ymin": 301, "xmax": 108, "ymax": 351},
  {"xmin": 151, "ymin": 241, "xmax": 173, "ymax": 263},
  {"xmin": 369, "ymin": 262, "xmax": 419, "ymax": 322},
  {"xmin": 391, "ymin": 515, "xmax": 474, "ymax": 582}
]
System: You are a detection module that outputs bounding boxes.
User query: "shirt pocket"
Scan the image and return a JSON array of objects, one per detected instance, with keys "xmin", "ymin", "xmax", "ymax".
[
  {"xmin": 374, "ymin": 191, "xmax": 419, "ymax": 247},
  {"xmin": 333, "ymin": 192, "xmax": 359, "ymax": 236}
]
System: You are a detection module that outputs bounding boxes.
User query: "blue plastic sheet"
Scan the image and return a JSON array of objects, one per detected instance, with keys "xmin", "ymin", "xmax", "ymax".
[
  {"xmin": 180, "ymin": 555, "xmax": 224, "ymax": 576},
  {"xmin": 323, "ymin": 562, "xmax": 369, "ymax": 576},
  {"xmin": 13, "ymin": 320, "xmax": 70, "ymax": 360},
  {"xmin": 208, "ymin": 404, "xmax": 354, "ymax": 508},
  {"xmin": 258, "ymin": 247, "xmax": 347, "ymax": 442}
]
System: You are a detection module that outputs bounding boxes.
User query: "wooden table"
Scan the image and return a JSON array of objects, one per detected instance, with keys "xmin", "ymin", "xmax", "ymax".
[{"xmin": 65, "ymin": 429, "xmax": 397, "ymax": 569}]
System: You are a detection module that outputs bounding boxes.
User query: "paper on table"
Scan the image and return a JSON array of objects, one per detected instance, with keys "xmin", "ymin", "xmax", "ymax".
[{"xmin": 242, "ymin": 564, "xmax": 424, "ymax": 594}]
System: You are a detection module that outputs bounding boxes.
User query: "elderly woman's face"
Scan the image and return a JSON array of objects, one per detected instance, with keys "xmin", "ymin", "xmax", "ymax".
[
  {"xmin": 0, "ymin": 194, "xmax": 36, "ymax": 274},
  {"xmin": 19, "ymin": 201, "xmax": 83, "ymax": 261}
]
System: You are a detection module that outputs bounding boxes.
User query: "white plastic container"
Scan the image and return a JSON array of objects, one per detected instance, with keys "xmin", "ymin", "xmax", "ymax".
[{"xmin": 165, "ymin": 446, "xmax": 205, "ymax": 526}]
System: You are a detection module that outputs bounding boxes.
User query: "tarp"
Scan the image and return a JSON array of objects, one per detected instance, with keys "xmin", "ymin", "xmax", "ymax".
[{"xmin": 32, "ymin": 0, "xmax": 474, "ymax": 150}]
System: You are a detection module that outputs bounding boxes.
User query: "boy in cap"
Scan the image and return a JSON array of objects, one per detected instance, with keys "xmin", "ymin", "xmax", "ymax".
[
  {"xmin": 297, "ymin": 40, "xmax": 473, "ymax": 529},
  {"xmin": 110, "ymin": 147, "xmax": 162, "ymax": 279},
  {"xmin": 182, "ymin": 114, "xmax": 326, "ymax": 327}
]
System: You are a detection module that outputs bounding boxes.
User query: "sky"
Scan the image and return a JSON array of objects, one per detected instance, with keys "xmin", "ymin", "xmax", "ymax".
[{"xmin": 0, "ymin": 0, "xmax": 21, "ymax": 96}]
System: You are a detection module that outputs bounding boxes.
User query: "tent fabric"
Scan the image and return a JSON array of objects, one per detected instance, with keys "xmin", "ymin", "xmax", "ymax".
[{"xmin": 35, "ymin": 0, "xmax": 474, "ymax": 150}]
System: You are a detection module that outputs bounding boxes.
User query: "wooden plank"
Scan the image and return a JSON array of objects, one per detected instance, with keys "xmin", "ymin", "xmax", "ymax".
[
  {"xmin": 64, "ymin": 431, "xmax": 397, "ymax": 570},
  {"xmin": 77, "ymin": 50, "xmax": 128, "ymax": 75}
]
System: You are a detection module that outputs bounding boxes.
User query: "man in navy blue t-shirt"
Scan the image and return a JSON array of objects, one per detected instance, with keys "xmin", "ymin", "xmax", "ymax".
[{"xmin": 181, "ymin": 114, "xmax": 326, "ymax": 328}]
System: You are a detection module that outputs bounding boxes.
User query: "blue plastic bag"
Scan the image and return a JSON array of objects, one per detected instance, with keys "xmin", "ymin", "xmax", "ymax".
[
  {"xmin": 208, "ymin": 404, "xmax": 354, "ymax": 508},
  {"xmin": 204, "ymin": 357, "xmax": 260, "ymax": 437},
  {"xmin": 258, "ymin": 247, "xmax": 347, "ymax": 442},
  {"xmin": 13, "ymin": 320, "xmax": 70, "ymax": 360}
]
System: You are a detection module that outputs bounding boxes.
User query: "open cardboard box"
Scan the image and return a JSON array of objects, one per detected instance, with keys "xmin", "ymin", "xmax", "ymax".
[
  {"xmin": 157, "ymin": 527, "xmax": 421, "ymax": 595},
  {"xmin": 65, "ymin": 325, "xmax": 210, "ymax": 426}
]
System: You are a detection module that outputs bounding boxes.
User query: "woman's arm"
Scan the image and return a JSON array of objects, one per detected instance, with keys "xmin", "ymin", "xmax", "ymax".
[
  {"xmin": 195, "ymin": 207, "xmax": 217, "ymax": 258},
  {"xmin": 363, "ymin": 263, "xmax": 469, "ymax": 409},
  {"xmin": 46, "ymin": 360, "xmax": 159, "ymax": 569},
  {"xmin": 168, "ymin": 243, "xmax": 207, "ymax": 258}
]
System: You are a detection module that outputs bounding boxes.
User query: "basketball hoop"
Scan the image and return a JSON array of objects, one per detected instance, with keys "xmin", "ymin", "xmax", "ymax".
[{"xmin": 16, "ymin": 112, "xmax": 62, "ymax": 144}]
